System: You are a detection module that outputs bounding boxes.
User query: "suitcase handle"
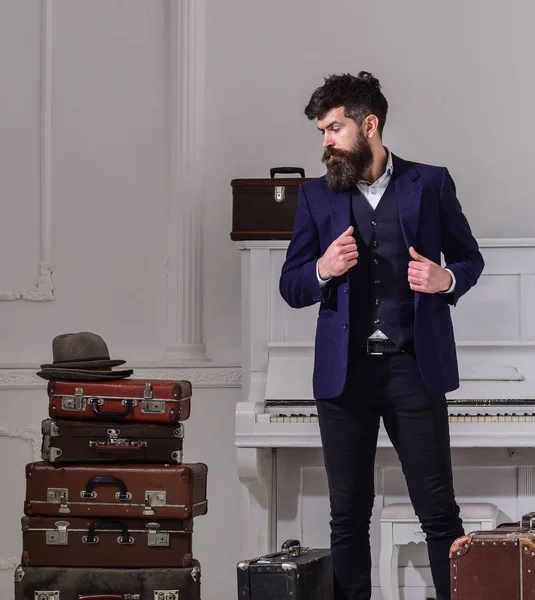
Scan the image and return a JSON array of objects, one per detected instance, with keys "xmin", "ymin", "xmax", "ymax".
[
  {"xmin": 81, "ymin": 476, "xmax": 132, "ymax": 500},
  {"xmin": 270, "ymin": 167, "xmax": 305, "ymax": 178},
  {"xmin": 78, "ymin": 596, "xmax": 124, "ymax": 600},
  {"xmin": 281, "ymin": 539, "xmax": 303, "ymax": 556},
  {"xmin": 522, "ymin": 512, "xmax": 535, "ymax": 528},
  {"xmin": 90, "ymin": 397, "xmax": 134, "ymax": 420},
  {"xmin": 84, "ymin": 520, "xmax": 133, "ymax": 545},
  {"xmin": 95, "ymin": 443, "xmax": 145, "ymax": 457}
]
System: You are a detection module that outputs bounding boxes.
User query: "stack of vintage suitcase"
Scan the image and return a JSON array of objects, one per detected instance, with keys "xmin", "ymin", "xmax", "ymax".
[{"xmin": 14, "ymin": 378, "xmax": 208, "ymax": 600}]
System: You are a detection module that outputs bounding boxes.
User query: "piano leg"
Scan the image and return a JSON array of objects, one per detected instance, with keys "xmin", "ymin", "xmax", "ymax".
[{"xmin": 236, "ymin": 446, "xmax": 275, "ymax": 557}]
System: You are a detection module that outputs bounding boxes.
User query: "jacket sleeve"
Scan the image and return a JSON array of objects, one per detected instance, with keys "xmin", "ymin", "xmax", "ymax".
[
  {"xmin": 439, "ymin": 167, "xmax": 484, "ymax": 306},
  {"xmin": 279, "ymin": 184, "xmax": 330, "ymax": 308}
]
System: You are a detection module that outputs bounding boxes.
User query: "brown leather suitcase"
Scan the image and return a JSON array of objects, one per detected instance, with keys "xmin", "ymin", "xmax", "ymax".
[
  {"xmin": 15, "ymin": 561, "xmax": 201, "ymax": 600},
  {"xmin": 21, "ymin": 516, "xmax": 193, "ymax": 567},
  {"xmin": 230, "ymin": 167, "xmax": 314, "ymax": 240},
  {"xmin": 450, "ymin": 513, "xmax": 535, "ymax": 598},
  {"xmin": 41, "ymin": 419, "xmax": 184, "ymax": 464},
  {"xmin": 47, "ymin": 379, "xmax": 191, "ymax": 423},
  {"xmin": 25, "ymin": 462, "xmax": 208, "ymax": 520}
]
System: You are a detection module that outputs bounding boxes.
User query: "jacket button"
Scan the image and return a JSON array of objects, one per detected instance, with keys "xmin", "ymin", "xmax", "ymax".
[
  {"xmin": 341, "ymin": 322, "xmax": 348, "ymax": 330},
  {"xmin": 373, "ymin": 318, "xmax": 380, "ymax": 325}
]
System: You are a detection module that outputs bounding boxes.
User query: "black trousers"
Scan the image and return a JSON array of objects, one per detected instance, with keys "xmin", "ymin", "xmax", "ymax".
[{"xmin": 316, "ymin": 351, "xmax": 463, "ymax": 600}]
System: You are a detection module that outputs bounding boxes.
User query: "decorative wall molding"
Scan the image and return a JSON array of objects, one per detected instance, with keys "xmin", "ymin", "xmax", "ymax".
[
  {"xmin": 0, "ymin": 426, "xmax": 41, "ymax": 461},
  {"xmin": 0, "ymin": 428, "xmax": 41, "ymax": 571},
  {"xmin": 163, "ymin": 0, "xmax": 207, "ymax": 361},
  {"xmin": 0, "ymin": 557, "xmax": 19, "ymax": 571},
  {"xmin": 517, "ymin": 466, "xmax": 535, "ymax": 520},
  {"xmin": 0, "ymin": 366, "xmax": 242, "ymax": 389},
  {"xmin": 0, "ymin": 0, "xmax": 54, "ymax": 302}
]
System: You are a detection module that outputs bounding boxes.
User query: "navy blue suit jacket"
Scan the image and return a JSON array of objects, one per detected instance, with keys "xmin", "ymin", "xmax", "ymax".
[{"xmin": 279, "ymin": 155, "xmax": 484, "ymax": 397}]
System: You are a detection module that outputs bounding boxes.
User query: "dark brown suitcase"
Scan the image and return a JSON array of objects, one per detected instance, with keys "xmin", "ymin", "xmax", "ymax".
[
  {"xmin": 237, "ymin": 539, "xmax": 333, "ymax": 600},
  {"xmin": 48, "ymin": 379, "xmax": 191, "ymax": 423},
  {"xmin": 21, "ymin": 516, "xmax": 193, "ymax": 567},
  {"xmin": 14, "ymin": 561, "xmax": 201, "ymax": 600},
  {"xmin": 25, "ymin": 462, "xmax": 208, "ymax": 520},
  {"xmin": 230, "ymin": 167, "xmax": 314, "ymax": 240},
  {"xmin": 41, "ymin": 419, "xmax": 184, "ymax": 464},
  {"xmin": 450, "ymin": 512, "xmax": 535, "ymax": 598}
]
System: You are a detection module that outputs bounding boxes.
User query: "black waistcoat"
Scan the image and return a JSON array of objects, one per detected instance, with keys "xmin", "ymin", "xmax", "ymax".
[{"xmin": 348, "ymin": 178, "xmax": 414, "ymax": 348}]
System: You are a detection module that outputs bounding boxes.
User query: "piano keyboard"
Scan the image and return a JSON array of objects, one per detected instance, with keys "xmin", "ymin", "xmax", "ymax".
[
  {"xmin": 269, "ymin": 414, "xmax": 535, "ymax": 423},
  {"xmin": 265, "ymin": 399, "xmax": 535, "ymax": 424}
]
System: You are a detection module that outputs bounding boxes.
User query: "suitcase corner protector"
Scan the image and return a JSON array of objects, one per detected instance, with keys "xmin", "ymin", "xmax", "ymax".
[
  {"xmin": 520, "ymin": 534, "xmax": 535, "ymax": 558},
  {"xmin": 237, "ymin": 560, "xmax": 251, "ymax": 570},
  {"xmin": 449, "ymin": 535, "xmax": 472, "ymax": 558}
]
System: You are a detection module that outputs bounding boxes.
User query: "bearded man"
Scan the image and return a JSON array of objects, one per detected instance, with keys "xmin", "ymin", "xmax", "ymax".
[{"xmin": 279, "ymin": 72, "xmax": 484, "ymax": 600}]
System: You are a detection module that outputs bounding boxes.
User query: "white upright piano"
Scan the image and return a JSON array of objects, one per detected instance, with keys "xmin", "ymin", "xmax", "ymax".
[{"xmin": 235, "ymin": 238, "xmax": 535, "ymax": 599}]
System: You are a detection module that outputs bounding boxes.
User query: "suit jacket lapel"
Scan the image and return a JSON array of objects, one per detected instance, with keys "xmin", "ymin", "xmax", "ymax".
[
  {"xmin": 325, "ymin": 187, "xmax": 351, "ymax": 238},
  {"xmin": 393, "ymin": 154, "xmax": 422, "ymax": 250}
]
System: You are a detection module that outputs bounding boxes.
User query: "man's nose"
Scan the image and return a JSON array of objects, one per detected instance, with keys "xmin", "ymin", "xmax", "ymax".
[{"xmin": 323, "ymin": 135, "xmax": 334, "ymax": 148}]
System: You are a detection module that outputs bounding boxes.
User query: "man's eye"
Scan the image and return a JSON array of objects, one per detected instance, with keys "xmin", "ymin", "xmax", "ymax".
[{"xmin": 331, "ymin": 128, "xmax": 340, "ymax": 133}]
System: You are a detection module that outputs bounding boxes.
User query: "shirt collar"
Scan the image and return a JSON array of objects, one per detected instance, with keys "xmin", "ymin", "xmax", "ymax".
[{"xmin": 358, "ymin": 148, "xmax": 393, "ymax": 186}]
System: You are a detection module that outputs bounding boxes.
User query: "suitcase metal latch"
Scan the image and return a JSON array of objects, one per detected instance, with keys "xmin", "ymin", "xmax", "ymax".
[
  {"xmin": 146, "ymin": 522, "xmax": 170, "ymax": 547},
  {"xmin": 274, "ymin": 186, "xmax": 285, "ymax": 203},
  {"xmin": 34, "ymin": 593, "xmax": 59, "ymax": 600},
  {"xmin": 144, "ymin": 382, "xmax": 153, "ymax": 399},
  {"xmin": 141, "ymin": 400, "xmax": 165, "ymax": 414},
  {"xmin": 61, "ymin": 388, "xmax": 87, "ymax": 411},
  {"xmin": 154, "ymin": 592, "xmax": 179, "ymax": 600},
  {"xmin": 47, "ymin": 488, "xmax": 70, "ymax": 514},
  {"xmin": 143, "ymin": 491, "xmax": 167, "ymax": 515},
  {"xmin": 45, "ymin": 521, "xmax": 69, "ymax": 545}
]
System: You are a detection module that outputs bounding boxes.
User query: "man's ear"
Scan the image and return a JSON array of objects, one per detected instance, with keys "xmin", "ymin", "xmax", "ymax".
[{"xmin": 363, "ymin": 114, "xmax": 379, "ymax": 139}]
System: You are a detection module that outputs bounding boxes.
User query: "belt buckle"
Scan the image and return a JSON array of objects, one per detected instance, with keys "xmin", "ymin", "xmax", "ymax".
[{"xmin": 366, "ymin": 338, "xmax": 385, "ymax": 356}]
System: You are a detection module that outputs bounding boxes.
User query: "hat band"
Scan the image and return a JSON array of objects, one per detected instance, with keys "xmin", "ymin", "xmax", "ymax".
[{"xmin": 53, "ymin": 356, "xmax": 110, "ymax": 364}]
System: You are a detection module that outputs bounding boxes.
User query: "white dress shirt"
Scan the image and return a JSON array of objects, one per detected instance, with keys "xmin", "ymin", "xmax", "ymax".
[{"xmin": 316, "ymin": 150, "xmax": 456, "ymax": 338}]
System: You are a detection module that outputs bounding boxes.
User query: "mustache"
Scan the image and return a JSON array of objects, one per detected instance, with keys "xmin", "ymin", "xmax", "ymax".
[{"xmin": 322, "ymin": 147, "xmax": 350, "ymax": 163}]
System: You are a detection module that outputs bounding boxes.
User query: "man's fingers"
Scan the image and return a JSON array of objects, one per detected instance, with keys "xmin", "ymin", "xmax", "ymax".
[
  {"xmin": 337, "ymin": 225, "xmax": 354, "ymax": 240},
  {"xmin": 409, "ymin": 246, "xmax": 429, "ymax": 262},
  {"xmin": 408, "ymin": 260, "xmax": 426, "ymax": 271}
]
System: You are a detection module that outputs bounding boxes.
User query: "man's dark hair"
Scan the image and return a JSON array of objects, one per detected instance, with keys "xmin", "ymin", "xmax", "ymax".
[{"xmin": 304, "ymin": 71, "xmax": 388, "ymax": 136}]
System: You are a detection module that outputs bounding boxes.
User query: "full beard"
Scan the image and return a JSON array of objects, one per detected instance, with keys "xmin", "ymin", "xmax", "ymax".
[{"xmin": 322, "ymin": 135, "xmax": 374, "ymax": 193}]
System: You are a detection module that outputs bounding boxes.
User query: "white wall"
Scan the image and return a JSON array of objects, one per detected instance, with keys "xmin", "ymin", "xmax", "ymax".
[
  {"xmin": 0, "ymin": 2, "xmax": 242, "ymax": 599},
  {"xmin": 203, "ymin": 0, "xmax": 535, "ymax": 362}
]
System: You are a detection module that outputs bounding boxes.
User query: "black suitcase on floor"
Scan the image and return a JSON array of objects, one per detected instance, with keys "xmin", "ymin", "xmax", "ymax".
[
  {"xmin": 237, "ymin": 539, "xmax": 333, "ymax": 600},
  {"xmin": 14, "ymin": 561, "xmax": 201, "ymax": 600}
]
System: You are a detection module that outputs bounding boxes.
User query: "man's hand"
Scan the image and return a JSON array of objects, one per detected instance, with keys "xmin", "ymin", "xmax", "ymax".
[
  {"xmin": 408, "ymin": 247, "xmax": 452, "ymax": 293},
  {"xmin": 318, "ymin": 226, "xmax": 358, "ymax": 280}
]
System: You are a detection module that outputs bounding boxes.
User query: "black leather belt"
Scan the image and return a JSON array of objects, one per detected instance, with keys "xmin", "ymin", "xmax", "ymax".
[{"xmin": 366, "ymin": 338, "xmax": 412, "ymax": 356}]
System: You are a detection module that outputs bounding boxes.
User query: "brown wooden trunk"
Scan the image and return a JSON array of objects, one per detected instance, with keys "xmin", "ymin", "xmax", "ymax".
[
  {"xmin": 450, "ymin": 516, "xmax": 535, "ymax": 599},
  {"xmin": 48, "ymin": 379, "xmax": 191, "ymax": 423},
  {"xmin": 25, "ymin": 462, "xmax": 208, "ymax": 520},
  {"xmin": 231, "ymin": 169, "xmax": 313, "ymax": 240}
]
